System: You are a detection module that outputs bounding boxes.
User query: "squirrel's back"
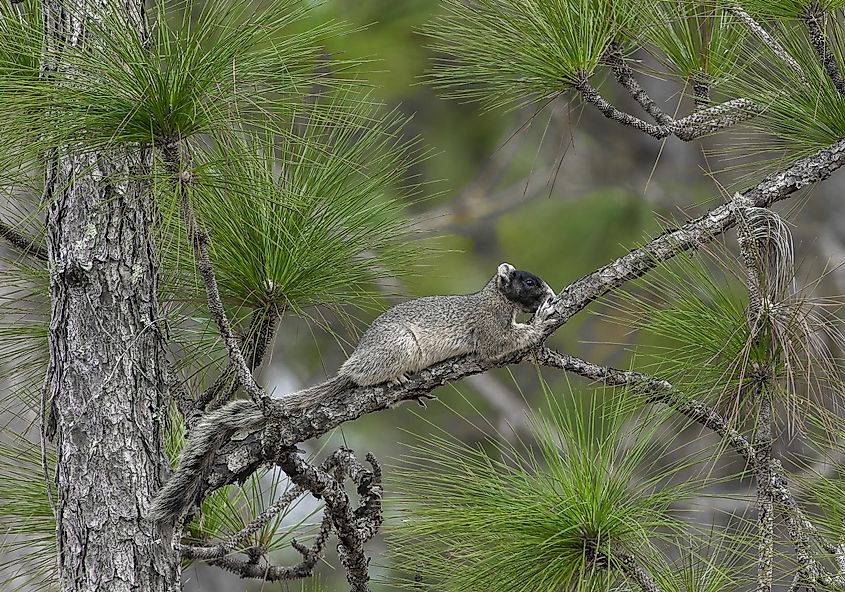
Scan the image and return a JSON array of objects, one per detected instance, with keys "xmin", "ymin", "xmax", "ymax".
[{"xmin": 338, "ymin": 289, "xmax": 499, "ymax": 385}]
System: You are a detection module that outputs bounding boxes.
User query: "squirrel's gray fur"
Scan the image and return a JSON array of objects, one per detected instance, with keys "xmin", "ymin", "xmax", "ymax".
[
  {"xmin": 149, "ymin": 263, "xmax": 554, "ymax": 522},
  {"xmin": 148, "ymin": 399, "xmax": 264, "ymax": 522}
]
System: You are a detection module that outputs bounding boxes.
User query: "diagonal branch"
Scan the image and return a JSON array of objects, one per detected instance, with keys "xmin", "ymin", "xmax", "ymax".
[
  {"xmin": 197, "ymin": 137, "xmax": 845, "ymax": 503},
  {"xmin": 771, "ymin": 461, "xmax": 842, "ymax": 587},
  {"xmin": 159, "ymin": 141, "xmax": 268, "ymax": 406},
  {"xmin": 534, "ymin": 349, "xmax": 758, "ymax": 466},
  {"xmin": 0, "ymin": 219, "xmax": 48, "ymax": 261},
  {"xmin": 539, "ymin": 355, "xmax": 838, "ymax": 587},
  {"xmin": 729, "ymin": 5, "xmax": 807, "ymax": 83},
  {"xmin": 604, "ymin": 43, "xmax": 673, "ymax": 126},
  {"xmin": 803, "ymin": 8, "xmax": 845, "ymax": 94},
  {"xmin": 181, "ymin": 195, "xmax": 266, "ymax": 404},
  {"xmin": 616, "ymin": 552, "xmax": 662, "ymax": 592},
  {"xmin": 672, "ymin": 99, "xmax": 763, "ymax": 141},
  {"xmin": 575, "ymin": 75, "xmax": 671, "ymax": 139},
  {"xmin": 546, "ymin": 138, "xmax": 845, "ymax": 328},
  {"xmin": 194, "ymin": 307, "xmax": 280, "ymax": 415},
  {"xmin": 579, "ymin": 72, "xmax": 761, "ymax": 140}
]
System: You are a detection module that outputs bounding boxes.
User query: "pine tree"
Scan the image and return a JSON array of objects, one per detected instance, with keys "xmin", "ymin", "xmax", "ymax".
[{"xmin": 1, "ymin": 1, "xmax": 845, "ymax": 591}]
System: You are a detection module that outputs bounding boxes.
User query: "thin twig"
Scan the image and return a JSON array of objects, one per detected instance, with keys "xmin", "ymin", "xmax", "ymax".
[
  {"xmin": 771, "ymin": 461, "xmax": 835, "ymax": 586},
  {"xmin": 181, "ymin": 485, "xmax": 305, "ymax": 560},
  {"xmin": 0, "ymin": 219, "xmax": 48, "ymax": 261},
  {"xmin": 579, "ymin": 70, "xmax": 760, "ymax": 140},
  {"xmin": 692, "ymin": 73, "xmax": 711, "ymax": 109},
  {"xmin": 754, "ymin": 391, "xmax": 774, "ymax": 592},
  {"xmin": 729, "ymin": 5, "xmax": 807, "ymax": 82},
  {"xmin": 616, "ymin": 552, "xmax": 662, "ymax": 592},
  {"xmin": 181, "ymin": 196, "xmax": 265, "ymax": 403},
  {"xmin": 803, "ymin": 9, "xmax": 845, "ymax": 94},
  {"xmin": 166, "ymin": 365, "xmax": 195, "ymax": 421},
  {"xmin": 738, "ymin": 200, "xmax": 774, "ymax": 592},
  {"xmin": 605, "ymin": 43, "xmax": 673, "ymax": 126},
  {"xmin": 185, "ymin": 524, "xmax": 329, "ymax": 583},
  {"xmin": 195, "ymin": 308, "xmax": 280, "ymax": 414},
  {"xmin": 574, "ymin": 75, "xmax": 671, "ymax": 139},
  {"xmin": 672, "ymin": 99, "xmax": 763, "ymax": 141},
  {"xmin": 534, "ymin": 348, "xmax": 758, "ymax": 466},
  {"xmin": 160, "ymin": 142, "xmax": 271, "ymax": 406}
]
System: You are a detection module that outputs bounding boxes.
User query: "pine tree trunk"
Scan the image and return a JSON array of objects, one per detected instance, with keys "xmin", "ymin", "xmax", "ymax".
[{"xmin": 43, "ymin": 2, "xmax": 179, "ymax": 591}]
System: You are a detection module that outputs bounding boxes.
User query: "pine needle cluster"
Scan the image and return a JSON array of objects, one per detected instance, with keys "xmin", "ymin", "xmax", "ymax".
[{"xmin": 388, "ymin": 388, "xmax": 695, "ymax": 592}]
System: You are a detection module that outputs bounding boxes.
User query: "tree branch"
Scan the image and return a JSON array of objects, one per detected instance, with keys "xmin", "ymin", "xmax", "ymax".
[
  {"xmin": 183, "ymin": 511, "xmax": 331, "ymax": 582},
  {"xmin": 754, "ymin": 392, "xmax": 774, "ymax": 592},
  {"xmin": 160, "ymin": 141, "xmax": 268, "ymax": 407},
  {"xmin": 692, "ymin": 73, "xmax": 711, "ymax": 109},
  {"xmin": 604, "ymin": 43, "xmax": 673, "ymax": 126},
  {"xmin": 548, "ymin": 139, "xmax": 845, "ymax": 327},
  {"xmin": 534, "ymin": 348, "xmax": 758, "ymax": 465},
  {"xmin": 276, "ymin": 448, "xmax": 382, "ymax": 592},
  {"xmin": 0, "ymin": 218, "xmax": 48, "ymax": 261},
  {"xmin": 194, "ymin": 308, "xmax": 280, "ymax": 415},
  {"xmin": 579, "ymin": 70, "xmax": 761, "ymax": 140},
  {"xmin": 616, "ymin": 552, "xmax": 662, "ymax": 592},
  {"xmin": 180, "ymin": 196, "xmax": 266, "ymax": 404},
  {"xmin": 729, "ymin": 6, "xmax": 807, "ymax": 83},
  {"xmin": 196, "ymin": 137, "xmax": 845, "ymax": 504},
  {"xmin": 180, "ymin": 485, "xmax": 305, "ymax": 560},
  {"xmin": 184, "ymin": 447, "xmax": 380, "ymax": 590},
  {"xmin": 574, "ymin": 75, "xmax": 671, "ymax": 139},
  {"xmin": 770, "ymin": 461, "xmax": 843, "ymax": 588},
  {"xmin": 672, "ymin": 99, "xmax": 763, "ymax": 141},
  {"xmin": 538, "ymin": 351, "xmax": 840, "ymax": 588},
  {"xmin": 803, "ymin": 8, "xmax": 845, "ymax": 94}
]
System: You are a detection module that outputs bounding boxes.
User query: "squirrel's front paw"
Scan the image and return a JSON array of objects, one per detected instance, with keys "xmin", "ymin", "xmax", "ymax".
[{"xmin": 534, "ymin": 297, "xmax": 557, "ymax": 325}]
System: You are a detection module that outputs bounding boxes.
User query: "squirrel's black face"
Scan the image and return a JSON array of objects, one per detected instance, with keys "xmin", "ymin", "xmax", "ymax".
[{"xmin": 495, "ymin": 263, "xmax": 555, "ymax": 313}]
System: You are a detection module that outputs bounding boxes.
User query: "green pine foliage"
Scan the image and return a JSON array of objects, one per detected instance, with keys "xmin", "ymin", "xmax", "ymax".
[
  {"xmin": 735, "ymin": 0, "xmax": 845, "ymax": 20},
  {"xmin": 0, "ymin": 0, "xmax": 423, "ymax": 586},
  {"xmin": 387, "ymin": 386, "xmax": 697, "ymax": 592},
  {"xmin": 426, "ymin": 0, "xmax": 640, "ymax": 110},
  {"xmin": 0, "ymin": 0, "xmax": 424, "ymax": 389},
  {"xmin": 640, "ymin": 1, "xmax": 747, "ymax": 82},
  {"xmin": 0, "ymin": 253, "xmax": 48, "ymax": 411},
  {"xmin": 651, "ymin": 536, "xmax": 749, "ymax": 592},
  {"xmin": 179, "ymin": 106, "xmax": 422, "ymax": 315},
  {"xmin": 723, "ymin": 18, "xmax": 845, "ymax": 162},
  {"xmin": 601, "ymin": 243, "xmax": 845, "ymax": 435},
  {"xmin": 0, "ymin": 437, "xmax": 55, "ymax": 592},
  {"xmin": 0, "ymin": 0, "xmax": 360, "ymax": 164}
]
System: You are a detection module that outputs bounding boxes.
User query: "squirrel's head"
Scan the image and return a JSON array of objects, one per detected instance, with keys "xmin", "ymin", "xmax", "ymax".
[{"xmin": 495, "ymin": 262, "xmax": 554, "ymax": 313}]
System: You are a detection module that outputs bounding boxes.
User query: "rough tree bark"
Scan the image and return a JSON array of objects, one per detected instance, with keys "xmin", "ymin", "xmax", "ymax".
[{"xmin": 42, "ymin": 1, "xmax": 179, "ymax": 590}]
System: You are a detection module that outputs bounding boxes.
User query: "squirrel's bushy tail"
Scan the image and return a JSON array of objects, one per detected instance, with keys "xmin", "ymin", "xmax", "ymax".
[
  {"xmin": 148, "ymin": 399, "xmax": 265, "ymax": 523},
  {"xmin": 284, "ymin": 375, "xmax": 354, "ymax": 408}
]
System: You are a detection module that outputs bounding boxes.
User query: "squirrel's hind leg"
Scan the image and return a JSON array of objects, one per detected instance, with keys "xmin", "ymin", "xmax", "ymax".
[{"xmin": 340, "ymin": 325, "xmax": 421, "ymax": 386}]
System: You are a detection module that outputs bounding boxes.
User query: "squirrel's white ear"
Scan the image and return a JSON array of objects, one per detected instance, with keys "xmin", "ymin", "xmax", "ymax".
[{"xmin": 497, "ymin": 263, "xmax": 515, "ymax": 280}]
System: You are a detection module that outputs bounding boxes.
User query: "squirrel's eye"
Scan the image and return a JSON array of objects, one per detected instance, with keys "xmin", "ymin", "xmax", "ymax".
[{"xmin": 525, "ymin": 279, "xmax": 536, "ymax": 287}]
